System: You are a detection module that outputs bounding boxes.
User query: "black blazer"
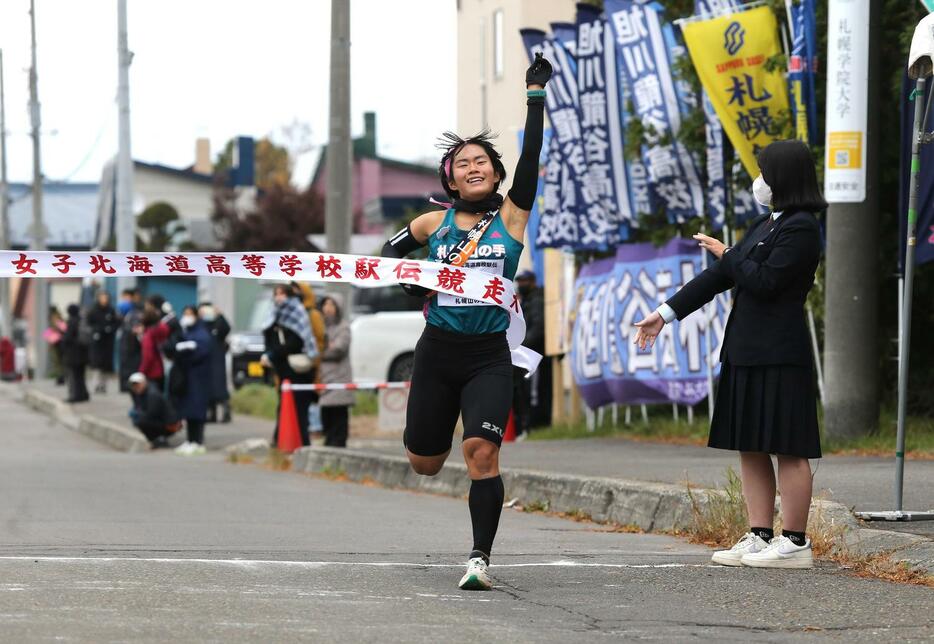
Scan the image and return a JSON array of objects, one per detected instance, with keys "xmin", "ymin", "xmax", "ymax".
[{"xmin": 665, "ymin": 210, "xmax": 821, "ymax": 367}]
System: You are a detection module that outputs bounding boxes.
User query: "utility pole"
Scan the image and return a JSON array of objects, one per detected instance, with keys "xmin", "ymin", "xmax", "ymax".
[
  {"xmin": 115, "ymin": 0, "xmax": 135, "ymax": 292},
  {"xmin": 823, "ymin": 0, "xmax": 880, "ymax": 439},
  {"xmin": 0, "ymin": 50, "xmax": 12, "ymax": 340},
  {"xmin": 325, "ymin": 0, "xmax": 353, "ymax": 310},
  {"xmin": 29, "ymin": 0, "xmax": 48, "ymax": 379}
]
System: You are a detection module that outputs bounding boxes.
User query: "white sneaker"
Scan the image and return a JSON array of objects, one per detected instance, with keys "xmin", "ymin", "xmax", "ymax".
[
  {"xmin": 174, "ymin": 441, "xmax": 193, "ymax": 455},
  {"xmin": 189, "ymin": 443, "xmax": 206, "ymax": 456},
  {"xmin": 711, "ymin": 532, "xmax": 771, "ymax": 567},
  {"xmin": 741, "ymin": 535, "xmax": 813, "ymax": 569},
  {"xmin": 458, "ymin": 557, "xmax": 492, "ymax": 591}
]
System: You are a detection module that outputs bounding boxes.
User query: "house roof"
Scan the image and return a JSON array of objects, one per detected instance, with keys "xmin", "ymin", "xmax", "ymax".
[
  {"xmin": 310, "ymin": 145, "xmax": 437, "ymax": 187},
  {"xmin": 134, "ymin": 160, "xmax": 215, "ymax": 184},
  {"xmin": 7, "ymin": 182, "xmax": 99, "ymax": 249}
]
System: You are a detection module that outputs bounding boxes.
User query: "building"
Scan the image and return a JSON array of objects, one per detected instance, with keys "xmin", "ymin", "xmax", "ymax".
[
  {"xmin": 6, "ymin": 182, "xmax": 99, "ymax": 335},
  {"xmin": 457, "ymin": 0, "xmax": 578, "ymax": 179},
  {"xmin": 310, "ymin": 112, "xmax": 442, "ymax": 235}
]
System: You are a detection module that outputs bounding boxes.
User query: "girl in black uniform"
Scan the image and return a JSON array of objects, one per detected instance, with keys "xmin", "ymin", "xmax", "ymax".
[
  {"xmin": 382, "ymin": 53, "xmax": 552, "ymax": 590},
  {"xmin": 635, "ymin": 140, "xmax": 825, "ymax": 569}
]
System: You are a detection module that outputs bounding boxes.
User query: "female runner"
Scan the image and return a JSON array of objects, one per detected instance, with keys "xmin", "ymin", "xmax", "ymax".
[{"xmin": 381, "ymin": 53, "xmax": 552, "ymax": 590}]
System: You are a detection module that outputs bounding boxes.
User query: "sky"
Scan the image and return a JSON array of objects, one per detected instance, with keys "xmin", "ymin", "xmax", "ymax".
[{"xmin": 0, "ymin": 0, "xmax": 457, "ymax": 186}]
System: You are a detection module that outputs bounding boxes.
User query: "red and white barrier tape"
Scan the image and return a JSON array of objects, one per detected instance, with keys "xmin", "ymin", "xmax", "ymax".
[
  {"xmin": 281, "ymin": 381, "xmax": 410, "ymax": 392},
  {"xmin": 0, "ymin": 250, "xmax": 541, "ymax": 373}
]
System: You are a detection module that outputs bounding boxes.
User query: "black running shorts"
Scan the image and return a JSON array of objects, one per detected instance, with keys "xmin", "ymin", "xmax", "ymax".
[{"xmin": 403, "ymin": 324, "xmax": 513, "ymax": 457}]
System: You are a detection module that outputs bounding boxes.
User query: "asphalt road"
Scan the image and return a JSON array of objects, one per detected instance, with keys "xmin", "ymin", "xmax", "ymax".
[{"xmin": 1, "ymin": 396, "xmax": 932, "ymax": 642}]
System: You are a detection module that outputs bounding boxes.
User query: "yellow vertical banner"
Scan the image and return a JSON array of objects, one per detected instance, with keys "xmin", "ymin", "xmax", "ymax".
[{"xmin": 681, "ymin": 6, "xmax": 790, "ymax": 179}]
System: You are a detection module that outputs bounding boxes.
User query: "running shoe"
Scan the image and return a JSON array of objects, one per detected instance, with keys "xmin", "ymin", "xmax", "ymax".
[
  {"xmin": 458, "ymin": 556, "xmax": 492, "ymax": 591},
  {"xmin": 174, "ymin": 441, "xmax": 193, "ymax": 455},
  {"xmin": 710, "ymin": 532, "xmax": 770, "ymax": 566},
  {"xmin": 741, "ymin": 535, "xmax": 813, "ymax": 569}
]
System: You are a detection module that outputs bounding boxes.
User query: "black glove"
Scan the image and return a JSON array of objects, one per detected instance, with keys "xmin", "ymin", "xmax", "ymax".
[
  {"xmin": 401, "ymin": 283, "xmax": 430, "ymax": 298},
  {"xmin": 526, "ymin": 52, "xmax": 553, "ymax": 88}
]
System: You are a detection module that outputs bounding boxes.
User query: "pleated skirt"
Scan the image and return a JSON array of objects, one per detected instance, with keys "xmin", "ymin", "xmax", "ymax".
[{"xmin": 709, "ymin": 361, "xmax": 821, "ymax": 459}]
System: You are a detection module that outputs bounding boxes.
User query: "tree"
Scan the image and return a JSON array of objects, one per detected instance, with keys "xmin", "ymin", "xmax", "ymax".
[
  {"xmin": 214, "ymin": 137, "xmax": 292, "ymax": 189},
  {"xmin": 136, "ymin": 201, "xmax": 192, "ymax": 251},
  {"xmin": 211, "ymin": 181, "xmax": 325, "ymax": 252}
]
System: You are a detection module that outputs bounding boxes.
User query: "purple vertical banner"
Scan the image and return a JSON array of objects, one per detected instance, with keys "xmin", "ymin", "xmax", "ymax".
[
  {"xmin": 605, "ymin": 0, "xmax": 705, "ymax": 224},
  {"xmin": 576, "ymin": 4, "xmax": 626, "ymax": 244},
  {"xmin": 571, "ymin": 238, "xmax": 731, "ymax": 407}
]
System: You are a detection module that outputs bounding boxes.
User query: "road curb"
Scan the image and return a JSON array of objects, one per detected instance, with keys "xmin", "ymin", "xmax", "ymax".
[
  {"xmin": 289, "ymin": 447, "xmax": 934, "ymax": 575},
  {"xmin": 291, "ymin": 447, "xmax": 701, "ymax": 531},
  {"xmin": 14, "ymin": 385, "xmax": 150, "ymax": 453}
]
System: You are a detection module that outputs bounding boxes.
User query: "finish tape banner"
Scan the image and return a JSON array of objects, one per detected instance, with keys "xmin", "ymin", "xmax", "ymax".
[{"xmin": 0, "ymin": 249, "xmax": 542, "ymax": 373}]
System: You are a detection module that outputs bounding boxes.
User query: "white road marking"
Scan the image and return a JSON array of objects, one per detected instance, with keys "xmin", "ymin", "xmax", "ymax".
[{"xmin": 0, "ymin": 556, "xmax": 718, "ymax": 570}]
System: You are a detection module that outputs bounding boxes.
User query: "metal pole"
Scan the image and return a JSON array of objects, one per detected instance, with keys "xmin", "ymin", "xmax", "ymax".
[
  {"xmin": 806, "ymin": 304, "xmax": 824, "ymax": 405},
  {"xmin": 115, "ymin": 0, "xmax": 135, "ymax": 291},
  {"xmin": 701, "ymin": 238, "xmax": 715, "ymax": 423},
  {"xmin": 29, "ymin": 0, "xmax": 48, "ymax": 379},
  {"xmin": 325, "ymin": 0, "xmax": 353, "ymax": 312},
  {"xmin": 894, "ymin": 76, "xmax": 925, "ymax": 513},
  {"xmin": 0, "ymin": 50, "xmax": 13, "ymax": 340}
]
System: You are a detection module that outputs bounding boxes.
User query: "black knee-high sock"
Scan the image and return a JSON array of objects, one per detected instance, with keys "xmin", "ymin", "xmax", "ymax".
[{"xmin": 468, "ymin": 475, "xmax": 504, "ymax": 562}]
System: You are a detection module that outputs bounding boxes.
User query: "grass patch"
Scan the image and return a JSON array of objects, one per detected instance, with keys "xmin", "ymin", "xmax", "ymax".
[
  {"xmin": 686, "ymin": 467, "xmax": 748, "ymax": 548},
  {"xmin": 265, "ymin": 448, "xmax": 292, "ymax": 471},
  {"xmin": 226, "ymin": 452, "xmax": 255, "ymax": 465},
  {"xmin": 231, "ymin": 384, "xmax": 379, "ymax": 420},
  {"xmin": 822, "ymin": 407, "xmax": 934, "ymax": 458},
  {"xmin": 354, "ymin": 392, "xmax": 378, "ymax": 416},
  {"xmin": 231, "ymin": 384, "xmax": 278, "ymax": 420},
  {"xmin": 529, "ymin": 415, "xmax": 707, "ymax": 445},
  {"xmin": 528, "ymin": 405, "xmax": 934, "ymax": 457}
]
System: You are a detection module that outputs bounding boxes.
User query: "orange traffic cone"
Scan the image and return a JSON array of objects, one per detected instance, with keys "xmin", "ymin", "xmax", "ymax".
[
  {"xmin": 277, "ymin": 379, "xmax": 303, "ymax": 453},
  {"xmin": 503, "ymin": 409, "xmax": 517, "ymax": 442}
]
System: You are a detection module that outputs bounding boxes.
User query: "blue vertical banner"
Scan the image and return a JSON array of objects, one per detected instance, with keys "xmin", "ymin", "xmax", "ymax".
[
  {"xmin": 551, "ymin": 22, "xmax": 579, "ymax": 60},
  {"xmin": 789, "ymin": 0, "xmax": 819, "ymax": 145},
  {"xmin": 521, "ymin": 28, "xmax": 613, "ymax": 250},
  {"xmin": 575, "ymin": 3, "xmax": 628, "ymax": 243},
  {"xmin": 605, "ymin": 0, "xmax": 705, "ymax": 224},
  {"xmin": 521, "ymin": 29, "xmax": 576, "ymax": 249}
]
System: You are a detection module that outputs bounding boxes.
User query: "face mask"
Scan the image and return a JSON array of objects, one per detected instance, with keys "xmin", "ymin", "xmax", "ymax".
[
  {"xmin": 752, "ymin": 174, "xmax": 772, "ymax": 208},
  {"xmin": 518, "ymin": 285, "xmax": 532, "ymax": 297},
  {"xmin": 180, "ymin": 315, "xmax": 196, "ymax": 328},
  {"xmin": 117, "ymin": 301, "xmax": 133, "ymax": 316},
  {"xmin": 200, "ymin": 308, "xmax": 215, "ymax": 322}
]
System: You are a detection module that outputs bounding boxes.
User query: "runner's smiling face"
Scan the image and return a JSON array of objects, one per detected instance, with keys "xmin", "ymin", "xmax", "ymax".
[{"xmin": 448, "ymin": 144, "xmax": 500, "ymax": 201}]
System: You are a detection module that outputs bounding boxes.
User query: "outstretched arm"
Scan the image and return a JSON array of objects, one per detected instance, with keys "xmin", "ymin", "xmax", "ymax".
[{"xmin": 503, "ymin": 53, "xmax": 552, "ymax": 241}]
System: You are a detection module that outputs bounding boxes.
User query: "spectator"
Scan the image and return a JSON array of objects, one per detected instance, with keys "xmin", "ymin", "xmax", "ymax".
[
  {"xmin": 318, "ymin": 295, "xmax": 353, "ymax": 447},
  {"xmin": 291, "ymin": 281, "xmax": 326, "ymax": 437},
  {"xmin": 163, "ymin": 306, "xmax": 212, "ymax": 456},
  {"xmin": 44, "ymin": 306, "xmax": 67, "ymax": 385},
  {"xmin": 61, "ymin": 304, "xmax": 90, "ymax": 403},
  {"xmin": 117, "ymin": 288, "xmax": 143, "ymax": 392},
  {"xmin": 139, "ymin": 296, "xmax": 170, "ymax": 392},
  {"xmin": 199, "ymin": 302, "xmax": 232, "ymax": 423},
  {"xmin": 291, "ymin": 281, "xmax": 327, "ymax": 358},
  {"xmin": 512, "ymin": 270, "xmax": 550, "ymax": 436},
  {"xmin": 87, "ymin": 290, "xmax": 118, "ymax": 394},
  {"xmin": 127, "ymin": 372, "xmax": 180, "ymax": 448},
  {"xmin": 262, "ymin": 284, "xmax": 318, "ymax": 447}
]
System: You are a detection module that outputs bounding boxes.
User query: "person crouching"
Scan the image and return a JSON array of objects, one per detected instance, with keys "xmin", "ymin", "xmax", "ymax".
[{"xmin": 127, "ymin": 372, "xmax": 181, "ymax": 448}]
